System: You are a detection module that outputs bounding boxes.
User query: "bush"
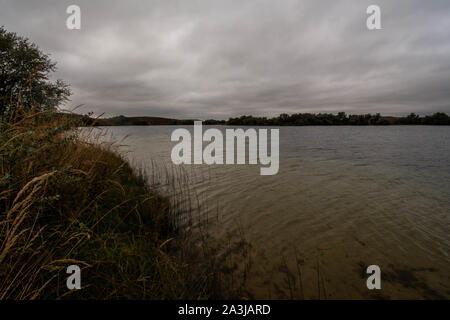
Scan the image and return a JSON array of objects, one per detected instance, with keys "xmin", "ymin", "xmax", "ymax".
[{"xmin": 0, "ymin": 26, "xmax": 70, "ymax": 116}]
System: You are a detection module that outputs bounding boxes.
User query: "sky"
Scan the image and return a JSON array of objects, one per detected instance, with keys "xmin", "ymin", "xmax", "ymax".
[{"xmin": 1, "ymin": 0, "xmax": 450, "ymax": 119}]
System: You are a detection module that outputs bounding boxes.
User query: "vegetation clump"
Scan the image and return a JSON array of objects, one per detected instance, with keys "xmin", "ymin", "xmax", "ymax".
[
  {"xmin": 0, "ymin": 26, "xmax": 220, "ymax": 299},
  {"xmin": 215, "ymin": 112, "xmax": 450, "ymax": 126}
]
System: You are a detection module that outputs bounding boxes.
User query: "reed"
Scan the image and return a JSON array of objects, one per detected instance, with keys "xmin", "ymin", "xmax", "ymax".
[{"xmin": 0, "ymin": 106, "xmax": 227, "ymax": 299}]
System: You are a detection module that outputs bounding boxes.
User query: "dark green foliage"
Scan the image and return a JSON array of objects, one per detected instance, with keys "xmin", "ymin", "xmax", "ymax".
[
  {"xmin": 80, "ymin": 112, "xmax": 449, "ymax": 127},
  {"xmin": 423, "ymin": 112, "xmax": 450, "ymax": 125},
  {"xmin": 0, "ymin": 26, "xmax": 71, "ymax": 116},
  {"xmin": 226, "ymin": 112, "xmax": 449, "ymax": 126}
]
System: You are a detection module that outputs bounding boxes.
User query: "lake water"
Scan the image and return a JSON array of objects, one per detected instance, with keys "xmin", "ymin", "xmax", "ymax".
[{"xmin": 94, "ymin": 125, "xmax": 450, "ymax": 299}]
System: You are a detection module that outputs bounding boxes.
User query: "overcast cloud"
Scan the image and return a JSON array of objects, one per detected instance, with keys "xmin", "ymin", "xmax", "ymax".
[{"xmin": 1, "ymin": 0, "xmax": 450, "ymax": 118}]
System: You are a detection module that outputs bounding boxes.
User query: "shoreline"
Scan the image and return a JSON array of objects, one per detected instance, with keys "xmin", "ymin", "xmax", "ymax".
[
  {"xmin": 0, "ymin": 110, "xmax": 225, "ymax": 299},
  {"xmin": 59, "ymin": 112, "xmax": 450, "ymax": 127}
]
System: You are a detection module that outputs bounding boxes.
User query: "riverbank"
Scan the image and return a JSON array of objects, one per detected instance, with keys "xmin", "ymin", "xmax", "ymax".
[
  {"xmin": 64, "ymin": 112, "xmax": 450, "ymax": 127},
  {"xmin": 0, "ymin": 109, "xmax": 222, "ymax": 299}
]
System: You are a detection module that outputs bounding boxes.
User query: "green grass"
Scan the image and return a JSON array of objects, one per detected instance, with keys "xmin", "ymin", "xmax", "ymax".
[{"xmin": 0, "ymin": 108, "xmax": 221, "ymax": 299}]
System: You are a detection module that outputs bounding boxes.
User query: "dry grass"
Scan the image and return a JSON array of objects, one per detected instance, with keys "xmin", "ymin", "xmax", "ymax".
[{"xmin": 0, "ymin": 107, "xmax": 222, "ymax": 299}]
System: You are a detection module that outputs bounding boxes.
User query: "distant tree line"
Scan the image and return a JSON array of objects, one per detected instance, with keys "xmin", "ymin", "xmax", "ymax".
[{"xmin": 204, "ymin": 112, "xmax": 450, "ymax": 126}]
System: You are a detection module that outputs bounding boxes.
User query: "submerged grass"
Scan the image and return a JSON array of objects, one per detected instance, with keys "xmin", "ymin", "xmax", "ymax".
[{"xmin": 0, "ymin": 107, "xmax": 225, "ymax": 299}]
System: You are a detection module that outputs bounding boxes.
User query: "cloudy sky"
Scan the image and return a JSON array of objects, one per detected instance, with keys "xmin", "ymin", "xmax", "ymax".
[{"xmin": 1, "ymin": 0, "xmax": 450, "ymax": 119}]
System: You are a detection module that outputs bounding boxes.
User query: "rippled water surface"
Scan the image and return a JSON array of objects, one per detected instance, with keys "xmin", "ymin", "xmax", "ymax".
[{"xmin": 95, "ymin": 125, "xmax": 450, "ymax": 299}]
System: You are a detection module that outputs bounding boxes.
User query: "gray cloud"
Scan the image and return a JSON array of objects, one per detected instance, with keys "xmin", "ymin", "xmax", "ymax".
[{"xmin": 1, "ymin": 0, "xmax": 449, "ymax": 118}]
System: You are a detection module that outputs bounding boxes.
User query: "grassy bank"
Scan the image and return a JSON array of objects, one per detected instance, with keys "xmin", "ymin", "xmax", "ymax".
[{"xmin": 0, "ymin": 108, "xmax": 221, "ymax": 299}]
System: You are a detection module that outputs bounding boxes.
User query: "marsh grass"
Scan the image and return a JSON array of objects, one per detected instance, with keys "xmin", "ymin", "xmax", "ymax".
[{"xmin": 0, "ymin": 106, "xmax": 232, "ymax": 299}]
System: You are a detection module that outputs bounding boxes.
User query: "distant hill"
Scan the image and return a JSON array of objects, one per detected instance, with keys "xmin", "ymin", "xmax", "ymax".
[
  {"xmin": 92, "ymin": 115, "xmax": 196, "ymax": 126},
  {"xmin": 56, "ymin": 113, "xmax": 196, "ymax": 126}
]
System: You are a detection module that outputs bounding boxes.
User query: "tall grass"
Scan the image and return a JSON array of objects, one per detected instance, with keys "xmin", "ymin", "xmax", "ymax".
[{"xmin": 0, "ymin": 106, "xmax": 225, "ymax": 299}]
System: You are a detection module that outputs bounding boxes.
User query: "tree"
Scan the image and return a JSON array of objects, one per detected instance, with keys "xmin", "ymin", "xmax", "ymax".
[
  {"xmin": 424, "ymin": 112, "xmax": 450, "ymax": 125},
  {"xmin": 405, "ymin": 112, "xmax": 420, "ymax": 124},
  {"xmin": 0, "ymin": 26, "xmax": 71, "ymax": 116}
]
